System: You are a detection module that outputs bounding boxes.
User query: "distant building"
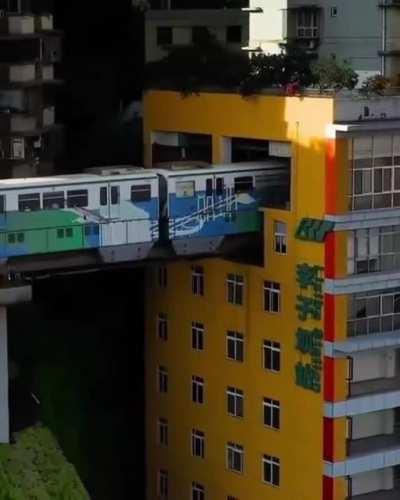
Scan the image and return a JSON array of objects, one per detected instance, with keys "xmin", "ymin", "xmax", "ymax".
[
  {"xmin": 145, "ymin": 2, "xmax": 249, "ymax": 63},
  {"xmin": 248, "ymin": 0, "xmax": 400, "ymax": 81},
  {"xmin": 0, "ymin": 0, "xmax": 62, "ymax": 178}
]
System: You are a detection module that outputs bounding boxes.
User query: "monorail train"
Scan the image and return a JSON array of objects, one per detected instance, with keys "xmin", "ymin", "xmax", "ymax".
[{"xmin": 0, "ymin": 161, "xmax": 289, "ymax": 262}]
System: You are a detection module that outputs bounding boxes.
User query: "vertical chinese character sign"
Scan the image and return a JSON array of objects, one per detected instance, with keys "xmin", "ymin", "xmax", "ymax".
[{"xmin": 295, "ymin": 263, "xmax": 324, "ymax": 393}]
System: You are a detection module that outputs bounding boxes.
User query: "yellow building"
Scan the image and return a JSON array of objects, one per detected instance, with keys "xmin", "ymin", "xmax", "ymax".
[{"xmin": 144, "ymin": 89, "xmax": 400, "ymax": 500}]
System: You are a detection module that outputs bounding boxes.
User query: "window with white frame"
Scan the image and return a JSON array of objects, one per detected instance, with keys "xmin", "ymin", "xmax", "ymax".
[
  {"xmin": 263, "ymin": 340, "xmax": 281, "ymax": 372},
  {"xmin": 262, "ymin": 455, "xmax": 280, "ymax": 486},
  {"xmin": 158, "ymin": 418, "xmax": 168, "ymax": 446},
  {"xmin": 158, "ymin": 366, "xmax": 168, "ymax": 393},
  {"xmin": 227, "ymin": 442, "xmax": 244, "ymax": 473},
  {"xmin": 348, "ymin": 288, "xmax": 400, "ymax": 337},
  {"xmin": 226, "ymin": 331, "xmax": 244, "ymax": 362},
  {"xmin": 158, "ymin": 266, "xmax": 167, "ymax": 287},
  {"xmin": 264, "ymin": 281, "xmax": 281, "ymax": 313},
  {"xmin": 350, "ymin": 135, "xmax": 400, "ymax": 210},
  {"xmin": 158, "ymin": 469, "xmax": 168, "ymax": 498},
  {"xmin": 157, "ymin": 313, "xmax": 168, "ymax": 341},
  {"xmin": 263, "ymin": 398, "xmax": 280, "ymax": 429},
  {"xmin": 348, "ymin": 226, "xmax": 400, "ymax": 275},
  {"xmin": 192, "ymin": 482, "xmax": 205, "ymax": 500},
  {"xmin": 273, "ymin": 221, "xmax": 287, "ymax": 254},
  {"xmin": 192, "ymin": 266, "xmax": 204, "ymax": 296},
  {"xmin": 296, "ymin": 9, "xmax": 318, "ymax": 38},
  {"xmin": 191, "ymin": 429, "xmax": 205, "ymax": 458},
  {"xmin": 227, "ymin": 386, "xmax": 244, "ymax": 418},
  {"xmin": 226, "ymin": 273, "xmax": 244, "ymax": 305},
  {"xmin": 192, "ymin": 375, "xmax": 204, "ymax": 404},
  {"xmin": 192, "ymin": 322, "xmax": 205, "ymax": 351}
]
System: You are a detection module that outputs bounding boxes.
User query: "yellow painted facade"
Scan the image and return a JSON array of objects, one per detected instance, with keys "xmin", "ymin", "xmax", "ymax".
[{"xmin": 144, "ymin": 90, "xmax": 346, "ymax": 500}]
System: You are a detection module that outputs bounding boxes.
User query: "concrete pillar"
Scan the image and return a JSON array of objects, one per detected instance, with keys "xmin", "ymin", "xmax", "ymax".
[{"xmin": 0, "ymin": 306, "xmax": 8, "ymax": 443}]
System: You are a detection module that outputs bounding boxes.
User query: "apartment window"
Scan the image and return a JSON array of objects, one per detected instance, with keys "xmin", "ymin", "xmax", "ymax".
[
  {"xmin": 192, "ymin": 266, "xmax": 204, "ymax": 296},
  {"xmin": 158, "ymin": 418, "xmax": 168, "ymax": 446},
  {"xmin": 263, "ymin": 398, "xmax": 280, "ymax": 429},
  {"xmin": 18, "ymin": 193, "xmax": 40, "ymax": 211},
  {"xmin": 227, "ymin": 497, "xmax": 239, "ymax": 500},
  {"xmin": 297, "ymin": 9, "xmax": 318, "ymax": 38},
  {"xmin": 348, "ymin": 226, "xmax": 400, "ymax": 275},
  {"xmin": 227, "ymin": 386, "xmax": 244, "ymax": 418},
  {"xmin": 192, "ymin": 26, "xmax": 210, "ymax": 44},
  {"xmin": 192, "ymin": 322, "xmax": 204, "ymax": 351},
  {"xmin": 350, "ymin": 135, "xmax": 400, "ymax": 210},
  {"xmin": 227, "ymin": 442, "xmax": 244, "ymax": 473},
  {"xmin": 263, "ymin": 340, "xmax": 281, "ymax": 372},
  {"xmin": 158, "ymin": 469, "xmax": 168, "ymax": 498},
  {"xmin": 157, "ymin": 26, "xmax": 173, "ymax": 46},
  {"xmin": 157, "ymin": 313, "xmax": 168, "ymax": 341},
  {"xmin": 226, "ymin": 274, "xmax": 244, "ymax": 305},
  {"xmin": 158, "ymin": 366, "xmax": 168, "ymax": 393},
  {"xmin": 158, "ymin": 266, "xmax": 167, "ymax": 288},
  {"xmin": 330, "ymin": 6, "xmax": 338, "ymax": 17},
  {"xmin": 191, "ymin": 429, "xmax": 205, "ymax": 458},
  {"xmin": 262, "ymin": 455, "xmax": 280, "ymax": 486},
  {"xmin": 234, "ymin": 176, "xmax": 254, "ymax": 193},
  {"xmin": 274, "ymin": 221, "xmax": 287, "ymax": 254},
  {"xmin": 226, "ymin": 25, "xmax": 242, "ymax": 43},
  {"xmin": 264, "ymin": 281, "xmax": 281, "ymax": 313},
  {"xmin": 348, "ymin": 288, "xmax": 400, "ymax": 336},
  {"xmin": 192, "ymin": 376, "xmax": 204, "ymax": 404},
  {"xmin": 226, "ymin": 331, "xmax": 244, "ymax": 362},
  {"xmin": 192, "ymin": 482, "xmax": 205, "ymax": 500}
]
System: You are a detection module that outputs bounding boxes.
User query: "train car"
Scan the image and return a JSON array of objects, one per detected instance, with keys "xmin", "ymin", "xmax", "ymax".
[
  {"xmin": 158, "ymin": 161, "xmax": 289, "ymax": 254},
  {"xmin": 0, "ymin": 168, "xmax": 160, "ymax": 261}
]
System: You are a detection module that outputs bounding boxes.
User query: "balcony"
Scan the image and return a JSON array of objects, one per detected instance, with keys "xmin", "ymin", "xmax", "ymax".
[
  {"xmin": 34, "ymin": 14, "xmax": 53, "ymax": 32},
  {"xmin": 0, "ymin": 62, "xmax": 35, "ymax": 83},
  {"xmin": 349, "ymin": 434, "xmax": 400, "ymax": 457},
  {"xmin": 350, "ymin": 375, "xmax": 400, "ymax": 398},
  {"xmin": 0, "ymin": 15, "xmax": 34, "ymax": 35},
  {"xmin": 0, "ymin": 112, "xmax": 37, "ymax": 133},
  {"xmin": 351, "ymin": 489, "xmax": 400, "ymax": 499}
]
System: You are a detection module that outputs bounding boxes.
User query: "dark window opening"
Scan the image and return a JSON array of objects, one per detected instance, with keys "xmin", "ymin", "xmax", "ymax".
[
  {"xmin": 216, "ymin": 177, "xmax": 224, "ymax": 196},
  {"xmin": 231, "ymin": 138, "xmax": 269, "ymax": 162},
  {"xmin": 131, "ymin": 184, "xmax": 151, "ymax": 202},
  {"xmin": 18, "ymin": 193, "xmax": 40, "ymax": 212},
  {"xmin": 157, "ymin": 26, "xmax": 173, "ymax": 46},
  {"xmin": 67, "ymin": 190, "xmax": 88, "ymax": 208},
  {"xmin": 100, "ymin": 187, "xmax": 108, "ymax": 206},
  {"xmin": 57, "ymin": 228, "xmax": 64, "ymax": 239},
  {"xmin": 43, "ymin": 191, "xmax": 65, "ymax": 209},
  {"xmin": 234, "ymin": 176, "xmax": 254, "ymax": 194},
  {"xmin": 192, "ymin": 26, "xmax": 210, "ymax": 44},
  {"xmin": 66, "ymin": 228, "xmax": 73, "ymax": 238},
  {"xmin": 0, "ymin": 195, "xmax": 5, "ymax": 213},
  {"xmin": 111, "ymin": 186, "xmax": 120, "ymax": 205},
  {"xmin": 205, "ymin": 178, "xmax": 213, "ymax": 197}
]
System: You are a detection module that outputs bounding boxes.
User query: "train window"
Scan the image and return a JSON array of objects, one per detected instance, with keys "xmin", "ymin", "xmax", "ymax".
[
  {"xmin": 131, "ymin": 184, "xmax": 151, "ymax": 202},
  {"xmin": 205, "ymin": 179, "xmax": 213, "ymax": 197},
  {"xmin": 111, "ymin": 186, "xmax": 120, "ymax": 205},
  {"xmin": 43, "ymin": 191, "xmax": 65, "ymax": 209},
  {"xmin": 57, "ymin": 228, "xmax": 64, "ymax": 238},
  {"xmin": 66, "ymin": 228, "xmax": 73, "ymax": 238},
  {"xmin": 100, "ymin": 187, "xmax": 108, "ymax": 206},
  {"xmin": 234, "ymin": 176, "xmax": 254, "ymax": 193},
  {"xmin": 0, "ymin": 195, "xmax": 4, "ymax": 213},
  {"xmin": 17, "ymin": 233, "xmax": 24, "ymax": 243},
  {"xmin": 84, "ymin": 225, "xmax": 91, "ymax": 236},
  {"xmin": 8, "ymin": 234, "xmax": 15, "ymax": 244},
  {"xmin": 67, "ymin": 190, "xmax": 88, "ymax": 208},
  {"xmin": 216, "ymin": 178, "xmax": 224, "ymax": 196},
  {"xmin": 18, "ymin": 193, "xmax": 40, "ymax": 211},
  {"xmin": 176, "ymin": 181, "xmax": 195, "ymax": 198}
]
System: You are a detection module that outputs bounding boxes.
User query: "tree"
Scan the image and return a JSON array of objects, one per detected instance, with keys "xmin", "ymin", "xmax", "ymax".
[{"xmin": 311, "ymin": 58, "xmax": 358, "ymax": 92}]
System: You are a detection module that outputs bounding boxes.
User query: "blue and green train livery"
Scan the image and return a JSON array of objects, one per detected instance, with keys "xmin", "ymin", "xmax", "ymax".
[{"xmin": 0, "ymin": 161, "xmax": 289, "ymax": 261}]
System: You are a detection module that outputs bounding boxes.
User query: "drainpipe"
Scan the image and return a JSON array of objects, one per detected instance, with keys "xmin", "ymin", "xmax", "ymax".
[{"xmin": 381, "ymin": 0, "xmax": 387, "ymax": 76}]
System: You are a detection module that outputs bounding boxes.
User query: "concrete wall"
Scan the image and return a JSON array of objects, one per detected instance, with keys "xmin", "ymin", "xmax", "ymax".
[
  {"xmin": 351, "ymin": 468, "xmax": 394, "ymax": 496},
  {"xmin": 352, "ymin": 350, "xmax": 396, "ymax": 383},
  {"xmin": 145, "ymin": 9, "xmax": 249, "ymax": 63},
  {"xmin": 352, "ymin": 409, "xmax": 394, "ymax": 440}
]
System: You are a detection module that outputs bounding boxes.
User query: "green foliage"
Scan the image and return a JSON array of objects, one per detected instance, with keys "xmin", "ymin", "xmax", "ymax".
[
  {"xmin": 359, "ymin": 74, "xmax": 391, "ymax": 97},
  {"xmin": 0, "ymin": 426, "xmax": 90, "ymax": 500},
  {"xmin": 145, "ymin": 34, "xmax": 314, "ymax": 96},
  {"xmin": 311, "ymin": 58, "xmax": 358, "ymax": 92}
]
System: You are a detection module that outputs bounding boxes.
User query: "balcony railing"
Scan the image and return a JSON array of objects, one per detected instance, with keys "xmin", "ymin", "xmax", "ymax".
[
  {"xmin": 350, "ymin": 488, "xmax": 400, "ymax": 499},
  {"xmin": 348, "ymin": 433, "xmax": 400, "ymax": 457}
]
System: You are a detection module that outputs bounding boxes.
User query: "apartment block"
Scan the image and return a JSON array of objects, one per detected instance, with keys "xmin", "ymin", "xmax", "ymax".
[
  {"xmin": 0, "ymin": 0, "xmax": 62, "ymax": 177},
  {"xmin": 144, "ymin": 89, "xmax": 400, "ymax": 499},
  {"xmin": 248, "ymin": 0, "xmax": 400, "ymax": 80}
]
